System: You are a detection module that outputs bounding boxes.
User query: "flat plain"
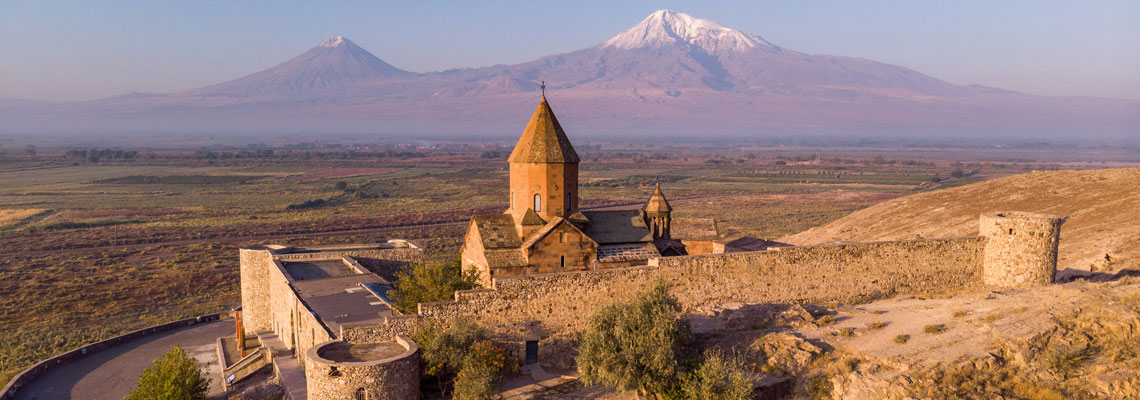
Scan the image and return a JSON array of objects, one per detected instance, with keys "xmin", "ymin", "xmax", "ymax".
[{"xmin": 0, "ymin": 142, "xmax": 1133, "ymax": 385}]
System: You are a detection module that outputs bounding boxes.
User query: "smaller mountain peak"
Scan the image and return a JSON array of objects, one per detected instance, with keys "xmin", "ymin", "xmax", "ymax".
[{"xmin": 320, "ymin": 35, "xmax": 348, "ymax": 48}]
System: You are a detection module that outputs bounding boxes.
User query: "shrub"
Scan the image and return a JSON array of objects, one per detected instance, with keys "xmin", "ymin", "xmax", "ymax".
[
  {"xmin": 894, "ymin": 334, "xmax": 910, "ymax": 344},
  {"xmin": 453, "ymin": 340, "xmax": 514, "ymax": 400},
  {"xmin": 414, "ymin": 318, "xmax": 515, "ymax": 398},
  {"xmin": 952, "ymin": 310, "xmax": 969, "ymax": 318},
  {"xmin": 576, "ymin": 280, "xmax": 692, "ymax": 398},
  {"xmin": 414, "ymin": 318, "xmax": 487, "ymax": 378},
  {"xmin": 865, "ymin": 321, "xmax": 886, "ymax": 330},
  {"xmin": 285, "ymin": 198, "xmax": 328, "ymax": 210},
  {"xmin": 837, "ymin": 328, "xmax": 855, "ymax": 337},
  {"xmin": 816, "ymin": 315, "xmax": 836, "ymax": 327},
  {"xmin": 127, "ymin": 345, "xmax": 209, "ymax": 400},
  {"xmin": 806, "ymin": 375, "xmax": 832, "ymax": 400},
  {"xmin": 392, "ymin": 258, "xmax": 477, "ymax": 313},
  {"xmin": 681, "ymin": 351, "xmax": 754, "ymax": 400},
  {"xmin": 924, "ymin": 324, "xmax": 948, "ymax": 334}
]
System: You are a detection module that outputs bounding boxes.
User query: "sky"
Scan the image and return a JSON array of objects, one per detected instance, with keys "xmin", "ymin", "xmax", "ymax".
[{"xmin": 1, "ymin": 1, "xmax": 1138, "ymax": 102}]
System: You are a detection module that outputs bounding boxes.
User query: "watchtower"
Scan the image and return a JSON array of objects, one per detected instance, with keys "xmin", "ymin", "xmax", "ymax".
[{"xmin": 980, "ymin": 212, "xmax": 1066, "ymax": 288}]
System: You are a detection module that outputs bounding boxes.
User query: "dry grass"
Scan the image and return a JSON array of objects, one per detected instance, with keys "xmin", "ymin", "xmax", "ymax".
[
  {"xmin": 924, "ymin": 324, "xmax": 948, "ymax": 334},
  {"xmin": 0, "ymin": 209, "xmax": 47, "ymax": 226},
  {"xmin": 781, "ymin": 167, "xmax": 1140, "ymax": 274}
]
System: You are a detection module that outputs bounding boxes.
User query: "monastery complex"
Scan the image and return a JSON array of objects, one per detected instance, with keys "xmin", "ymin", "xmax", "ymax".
[{"xmin": 234, "ymin": 95, "xmax": 1067, "ymax": 399}]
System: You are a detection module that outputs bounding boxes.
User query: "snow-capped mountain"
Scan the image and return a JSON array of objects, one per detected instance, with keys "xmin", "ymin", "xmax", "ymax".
[
  {"xmin": 602, "ymin": 9, "xmax": 780, "ymax": 54},
  {"xmin": 3, "ymin": 11, "xmax": 1137, "ymax": 139}
]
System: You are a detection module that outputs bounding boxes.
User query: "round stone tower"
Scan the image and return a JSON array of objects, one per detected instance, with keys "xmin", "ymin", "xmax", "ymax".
[{"xmin": 980, "ymin": 212, "xmax": 1066, "ymax": 288}]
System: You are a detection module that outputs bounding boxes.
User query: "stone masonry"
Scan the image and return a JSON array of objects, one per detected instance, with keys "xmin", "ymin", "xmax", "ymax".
[{"xmin": 980, "ymin": 212, "xmax": 1066, "ymax": 287}]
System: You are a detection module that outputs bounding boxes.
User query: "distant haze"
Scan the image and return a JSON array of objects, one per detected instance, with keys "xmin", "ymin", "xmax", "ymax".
[{"xmin": 0, "ymin": 6, "xmax": 1137, "ymax": 141}]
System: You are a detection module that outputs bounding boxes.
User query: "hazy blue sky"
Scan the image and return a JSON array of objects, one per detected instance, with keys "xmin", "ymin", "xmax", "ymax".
[{"xmin": 2, "ymin": 1, "xmax": 1138, "ymax": 102}]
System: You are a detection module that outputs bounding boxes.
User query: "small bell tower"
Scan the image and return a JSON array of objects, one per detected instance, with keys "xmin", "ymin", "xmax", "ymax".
[{"xmin": 643, "ymin": 183, "xmax": 673, "ymax": 239}]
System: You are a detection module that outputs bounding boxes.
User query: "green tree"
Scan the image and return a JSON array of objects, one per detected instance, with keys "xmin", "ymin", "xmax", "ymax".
[
  {"xmin": 950, "ymin": 168, "xmax": 966, "ymax": 178},
  {"xmin": 681, "ymin": 351, "xmax": 754, "ymax": 400},
  {"xmin": 453, "ymin": 340, "xmax": 513, "ymax": 400},
  {"xmin": 127, "ymin": 345, "xmax": 209, "ymax": 400},
  {"xmin": 414, "ymin": 318, "xmax": 514, "ymax": 398},
  {"xmin": 392, "ymin": 258, "xmax": 477, "ymax": 313},
  {"xmin": 577, "ymin": 280, "xmax": 692, "ymax": 399}
]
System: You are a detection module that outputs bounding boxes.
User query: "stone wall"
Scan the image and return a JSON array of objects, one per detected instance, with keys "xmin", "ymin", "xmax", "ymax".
[
  {"xmin": 351, "ymin": 236, "xmax": 987, "ymax": 369},
  {"xmin": 979, "ymin": 212, "xmax": 1065, "ymax": 287},
  {"xmin": 303, "ymin": 337, "xmax": 421, "ymax": 400},
  {"xmin": 239, "ymin": 249, "xmax": 274, "ymax": 332},
  {"xmin": 274, "ymin": 248, "xmax": 423, "ymax": 264}
]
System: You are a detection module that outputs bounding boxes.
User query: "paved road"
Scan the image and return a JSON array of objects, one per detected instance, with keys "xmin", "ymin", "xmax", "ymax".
[{"xmin": 17, "ymin": 320, "xmax": 231, "ymax": 400}]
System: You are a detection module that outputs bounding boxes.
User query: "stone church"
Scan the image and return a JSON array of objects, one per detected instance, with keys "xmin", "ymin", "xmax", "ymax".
[{"xmin": 461, "ymin": 95, "xmax": 719, "ymax": 285}]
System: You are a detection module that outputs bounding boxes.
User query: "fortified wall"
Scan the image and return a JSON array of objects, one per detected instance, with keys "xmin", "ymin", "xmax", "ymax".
[{"xmin": 343, "ymin": 212, "xmax": 1064, "ymax": 369}]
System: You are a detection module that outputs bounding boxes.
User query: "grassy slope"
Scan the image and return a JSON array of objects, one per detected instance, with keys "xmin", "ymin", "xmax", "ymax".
[{"xmin": 781, "ymin": 167, "xmax": 1140, "ymax": 273}]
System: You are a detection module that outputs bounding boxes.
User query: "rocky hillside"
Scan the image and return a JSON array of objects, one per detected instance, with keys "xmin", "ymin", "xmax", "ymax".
[{"xmin": 781, "ymin": 167, "xmax": 1140, "ymax": 275}]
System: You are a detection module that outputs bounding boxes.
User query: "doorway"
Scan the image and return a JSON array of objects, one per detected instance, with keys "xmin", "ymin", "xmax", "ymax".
[{"xmin": 525, "ymin": 340, "xmax": 538, "ymax": 365}]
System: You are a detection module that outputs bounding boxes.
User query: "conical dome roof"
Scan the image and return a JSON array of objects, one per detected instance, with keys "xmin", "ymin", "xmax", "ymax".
[
  {"xmin": 644, "ymin": 183, "xmax": 672, "ymax": 213},
  {"xmin": 508, "ymin": 96, "xmax": 580, "ymax": 164}
]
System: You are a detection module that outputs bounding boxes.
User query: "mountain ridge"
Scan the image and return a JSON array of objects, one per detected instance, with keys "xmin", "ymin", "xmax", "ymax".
[{"xmin": 3, "ymin": 10, "xmax": 1137, "ymax": 139}]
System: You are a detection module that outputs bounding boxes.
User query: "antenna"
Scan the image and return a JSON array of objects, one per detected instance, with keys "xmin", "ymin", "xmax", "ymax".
[{"xmin": 541, "ymin": 81, "xmax": 546, "ymax": 96}]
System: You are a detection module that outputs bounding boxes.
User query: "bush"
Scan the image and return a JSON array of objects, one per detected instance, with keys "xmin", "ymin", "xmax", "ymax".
[
  {"xmin": 285, "ymin": 198, "xmax": 328, "ymax": 210},
  {"xmin": 413, "ymin": 319, "xmax": 514, "ymax": 399},
  {"xmin": 576, "ymin": 280, "xmax": 692, "ymax": 397},
  {"xmin": 414, "ymin": 318, "xmax": 487, "ymax": 378},
  {"xmin": 453, "ymin": 340, "xmax": 513, "ymax": 400},
  {"xmin": 894, "ymin": 335, "xmax": 910, "ymax": 344},
  {"xmin": 806, "ymin": 374, "xmax": 832, "ymax": 400},
  {"xmin": 391, "ymin": 258, "xmax": 477, "ymax": 314},
  {"xmin": 127, "ymin": 345, "xmax": 209, "ymax": 400},
  {"xmin": 950, "ymin": 168, "xmax": 966, "ymax": 178},
  {"xmin": 681, "ymin": 351, "xmax": 754, "ymax": 400},
  {"xmin": 924, "ymin": 324, "xmax": 948, "ymax": 334}
]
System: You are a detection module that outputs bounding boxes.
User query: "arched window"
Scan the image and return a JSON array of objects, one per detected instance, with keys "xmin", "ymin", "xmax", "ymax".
[
  {"xmin": 355, "ymin": 388, "xmax": 367, "ymax": 400},
  {"xmin": 565, "ymin": 193, "xmax": 572, "ymax": 211},
  {"xmin": 534, "ymin": 194, "xmax": 542, "ymax": 212}
]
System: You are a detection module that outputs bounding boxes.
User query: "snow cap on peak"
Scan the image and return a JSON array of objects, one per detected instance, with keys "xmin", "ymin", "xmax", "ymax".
[
  {"xmin": 603, "ymin": 10, "xmax": 778, "ymax": 53},
  {"xmin": 320, "ymin": 35, "xmax": 348, "ymax": 48}
]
